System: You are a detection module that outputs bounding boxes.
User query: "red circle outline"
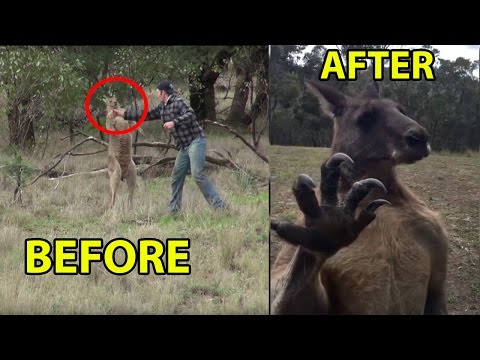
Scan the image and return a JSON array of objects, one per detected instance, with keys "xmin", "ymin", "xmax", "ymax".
[{"xmin": 84, "ymin": 76, "xmax": 148, "ymax": 136}]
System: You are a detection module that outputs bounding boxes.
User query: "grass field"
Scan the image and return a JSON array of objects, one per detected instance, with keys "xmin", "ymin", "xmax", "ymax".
[
  {"xmin": 269, "ymin": 145, "xmax": 479, "ymax": 315},
  {"xmin": 0, "ymin": 123, "xmax": 269, "ymax": 315}
]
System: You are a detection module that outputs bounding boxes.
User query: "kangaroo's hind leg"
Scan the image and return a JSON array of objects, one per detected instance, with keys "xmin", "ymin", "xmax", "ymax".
[
  {"xmin": 125, "ymin": 158, "xmax": 137, "ymax": 209},
  {"xmin": 108, "ymin": 155, "xmax": 122, "ymax": 209}
]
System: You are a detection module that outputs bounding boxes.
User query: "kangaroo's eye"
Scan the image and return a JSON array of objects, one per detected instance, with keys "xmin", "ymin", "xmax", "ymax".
[{"xmin": 357, "ymin": 109, "xmax": 377, "ymax": 130}]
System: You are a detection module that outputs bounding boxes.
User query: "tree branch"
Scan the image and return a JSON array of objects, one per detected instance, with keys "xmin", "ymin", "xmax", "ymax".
[
  {"xmin": 69, "ymin": 149, "xmax": 107, "ymax": 156},
  {"xmin": 132, "ymin": 142, "xmax": 177, "ymax": 150},
  {"xmin": 139, "ymin": 157, "xmax": 177, "ymax": 176},
  {"xmin": 256, "ymin": 117, "xmax": 269, "ymax": 148},
  {"xmin": 67, "ymin": 131, "xmax": 109, "ymax": 147},
  {"xmin": 26, "ymin": 119, "xmax": 269, "ymax": 187},
  {"xmin": 203, "ymin": 120, "xmax": 268, "ymax": 163},
  {"xmin": 47, "ymin": 168, "xmax": 108, "ymax": 180},
  {"xmin": 137, "ymin": 154, "xmax": 239, "ymax": 176},
  {"xmin": 26, "ymin": 136, "xmax": 105, "ymax": 187}
]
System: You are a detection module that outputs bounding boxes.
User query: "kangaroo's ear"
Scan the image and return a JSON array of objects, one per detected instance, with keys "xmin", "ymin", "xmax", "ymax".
[
  {"xmin": 360, "ymin": 81, "xmax": 380, "ymax": 99},
  {"xmin": 304, "ymin": 79, "xmax": 347, "ymax": 117}
]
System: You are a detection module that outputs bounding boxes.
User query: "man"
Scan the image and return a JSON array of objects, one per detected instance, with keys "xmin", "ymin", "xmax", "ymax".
[{"xmin": 111, "ymin": 80, "xmax": 227, "ymax": 214}]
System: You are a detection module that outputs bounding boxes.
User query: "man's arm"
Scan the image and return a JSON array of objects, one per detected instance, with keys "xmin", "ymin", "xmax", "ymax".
[{"xmin": 121, "ymin": 104, "xmax": 165, "ymax": 122}]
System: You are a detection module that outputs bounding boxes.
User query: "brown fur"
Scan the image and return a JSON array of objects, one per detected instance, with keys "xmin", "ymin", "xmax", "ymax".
[
  {"xmin": 105, "ymin": 97, "xmax": 137, "ymax": 209},
  {"xmin": 271, "ymin": 81, "xmax": 449, "ymax": 315}
]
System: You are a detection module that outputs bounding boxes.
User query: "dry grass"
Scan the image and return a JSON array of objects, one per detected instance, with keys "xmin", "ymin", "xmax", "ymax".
[
  {"xmin": 0, "ymin": 121, "xmax": 269, "ymax": 314},
  {"xmin": 270, "ymin": 145, "xmax": 479, "ymax": 315}
]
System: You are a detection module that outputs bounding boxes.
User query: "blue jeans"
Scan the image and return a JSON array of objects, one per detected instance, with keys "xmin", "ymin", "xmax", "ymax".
[{"xmin": 169, "ymin": 136, "xmax": 226, "ymax": 213}]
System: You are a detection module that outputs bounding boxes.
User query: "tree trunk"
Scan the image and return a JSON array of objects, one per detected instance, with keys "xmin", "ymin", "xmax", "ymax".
[
  {"xmin": 249, "ymin": 77, "xmax": 268, "ymax": 149},
  {"xmin": 8, "ymin": 98, "xmax": 35, "ymax": 150},
  {"xmin": 233, "ymin": 45, "xmax": 269, "ymax": 127},
  {"xmin": 69, "ymin": 120, "xmax": 75, "ymax": 146},
  {"xmin": 189, "ymin": 74, "xmax": 207, "ymax": 121},
  {"xmin": 203, "ymin": 69, "xmax": 218, "ymax": 121},
  {"xmin": 226, "ymin": 66, "xmax": 251, "ymax": 126},
  {"xmin": 248, "ymin": 76, "xmax": 268, "ymax": 124},
  {"xmin": 188, "ymin": 71, "xmax": 218, "ymax": 122},
  {"xmin": 188, "ymin": 48, "xmax": 236, "ymax": 122}
]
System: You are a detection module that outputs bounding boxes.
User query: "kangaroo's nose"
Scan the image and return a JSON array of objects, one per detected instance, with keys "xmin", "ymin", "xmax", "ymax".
[{"xmin": 404, "ymin": 128, "xmax": 428, "ymax": 147}]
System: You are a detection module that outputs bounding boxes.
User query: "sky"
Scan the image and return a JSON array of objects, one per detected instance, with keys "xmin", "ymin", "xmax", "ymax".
[{"xmin": 302, "ymin": 45, "xmax": 479, "ymax": 77}]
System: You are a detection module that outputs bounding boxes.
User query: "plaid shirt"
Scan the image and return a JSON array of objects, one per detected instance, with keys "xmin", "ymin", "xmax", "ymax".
[{"xmin": 124, "ymin": 94, "xmax": 205, "ymax": 149}]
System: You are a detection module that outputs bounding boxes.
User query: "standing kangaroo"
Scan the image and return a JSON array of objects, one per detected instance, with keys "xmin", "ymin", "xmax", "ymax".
[
  {"xmin": 271, "ymin": 80, "xmax": 449, "ymax": 315},
  {"xmin": 105, "ymin": 97, "xmax": 137, "ymax": 209}
]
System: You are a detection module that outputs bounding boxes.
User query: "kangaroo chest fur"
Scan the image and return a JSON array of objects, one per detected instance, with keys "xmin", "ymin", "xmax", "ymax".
[
  {"xmin": 109, "ymin": 134, "xmax": 132, "ymax": 167},
  {"xmin": 106, "ymin": 116, "xmax": 133, "ymax": 175},
  {"xmin": 321, "ymin": 203, "xmax": 446, "ymax": 315}
]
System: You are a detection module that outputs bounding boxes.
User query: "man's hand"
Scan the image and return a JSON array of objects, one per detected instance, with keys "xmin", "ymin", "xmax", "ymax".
[
  {"xmin": 112, "ymin": 109, "xmax": 125, "ymax": 117},
  {"xmin": 163, "ymin": 121, "xmax": 174, "ymax": 130}
]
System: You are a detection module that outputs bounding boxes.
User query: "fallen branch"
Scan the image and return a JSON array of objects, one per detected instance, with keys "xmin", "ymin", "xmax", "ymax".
[
  {"xmin": 132, "ymin": 155, "xmax": 156, "ymax": 164},
  {"xmin": 27, "ymin": 124, "xmax": 267, "ymax": 186},
  {"xmin": 47, "ymin": 168, "xmax": 108, "ymax": 180},
  {"xmin": 26, "ymin": 136, "xmax": 105, "ymax": 187},
  {"xmin": 203, "ymin": 120, "xmax": 268, "ymax": 163},
  {"xmin": 256, "ymin": 117, "xmax": 269, "ymax": 149},
  {"xmin": 66, "ymin": 132, "xmax": 175, "ymax": 153},
  {"xmin": 212, "ymin": 150, "xmax": 242, "ymax": 171},
  {"xmin": 68, "ymin": 131, "xmax": 260, "ymax": 166},
  {"xmin": 137, "ymin": 155, "xmax": 238, "ymax": 175},
  {"xmin": 217, "ymin": 105, "xmax": 232, "ymax": 114},
  {"xmin": 64, "ymin": 131, "xmax": 109, "ymax": 147},
  {"xmin": 69, "ymin": 149, "xmax": 107, "ymax": 156},
  {"xmin": 212, "ymin": 150, "xmax": 262, "ymax": 183},
  {"xmin": 43, "ymin": 153, "xmax": 240, "ymax": 180},
  {"xmin": 205, "ymin": 155, "xmax": 237, "ymax": 169},
  {"xmin": 139, "ymin": 157, "xmax": 177, "ymax": 176},
  {"xmin": 74, "ymin": 131, "xmax": 176, "ymax": 152},
  {"xmin": 47, "ymin": 164, "xmax": 151, "ymax": 181},
  {"xmin": 221, "ymin": 146, "xmax": 233, "ymax": 160},
  {"xmin": 132, "ymin": 141, "xmax": 177, "ymax": 150}
]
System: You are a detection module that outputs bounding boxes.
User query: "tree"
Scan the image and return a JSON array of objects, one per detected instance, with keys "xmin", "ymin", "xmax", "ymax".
[
  {"xmin": 0, "ymin": 46, "xmax": 86, "ymax": 150},
  {"xmin": 227, "ymin": 46, "xmax": 268, "ymax": 127},
  {"xmin": 156, "ymin": 46, "xmax": 236, "ymax": 122}
]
